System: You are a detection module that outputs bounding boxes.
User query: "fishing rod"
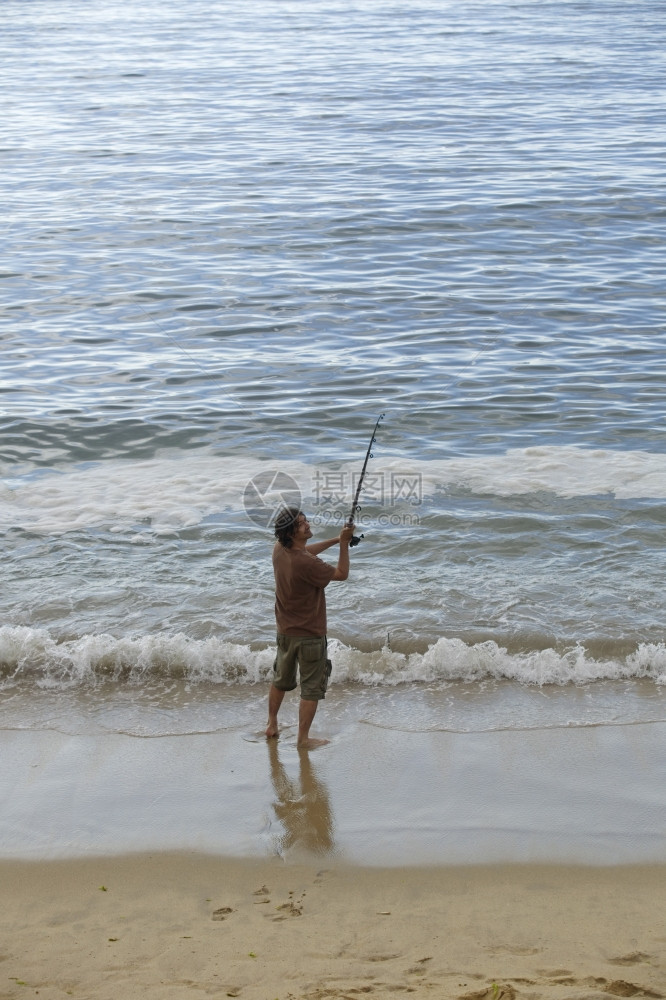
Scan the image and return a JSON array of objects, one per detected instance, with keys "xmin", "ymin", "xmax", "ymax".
[{"xmin": 347, "ymin": 412, "xmax": 385, "ymax": 546}]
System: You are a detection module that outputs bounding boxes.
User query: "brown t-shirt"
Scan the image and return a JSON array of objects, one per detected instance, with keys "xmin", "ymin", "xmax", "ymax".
[{"xmin": 273, "ymin": 542, "xmax": 336, "ymax": 637}]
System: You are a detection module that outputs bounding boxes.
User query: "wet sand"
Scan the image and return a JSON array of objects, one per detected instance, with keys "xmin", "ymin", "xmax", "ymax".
[
  {"xmin": 1, "ymin": 720, "xmax": 663, "ymax": 863},
  {"xmin": 1, "ymin": 720, "xmax": 664, "ymax": 998}
]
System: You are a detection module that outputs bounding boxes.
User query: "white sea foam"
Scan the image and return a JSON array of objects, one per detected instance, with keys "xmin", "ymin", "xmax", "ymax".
[
  {"xmin": 2, "ymin": 446, "xmax": 665, "ymax": 536},
  {"xmin": 0, "ymin": 625, "xmax": 274, "ymax": 688},
  {"xmin": 1, "ymin": 626, "xmax": 664, "ymax": 690}
]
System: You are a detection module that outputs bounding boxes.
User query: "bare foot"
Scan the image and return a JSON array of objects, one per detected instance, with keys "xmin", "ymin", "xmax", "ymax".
[
  {"xmin": 265, "ymin": 723, "xmax": 279, "ymax": 739},
  {"xmin": 297, "ymin": 737, "xmax": 329, "ymax": 750}
]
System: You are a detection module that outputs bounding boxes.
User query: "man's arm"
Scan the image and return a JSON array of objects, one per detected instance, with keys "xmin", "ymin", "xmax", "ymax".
[
  {"xmin": 331, "ymin": 522, "xmax": 354, "ymax": 581},
  {"xmin": 306, "ymin": 536, "xmax": 340, "ymax": 556}
]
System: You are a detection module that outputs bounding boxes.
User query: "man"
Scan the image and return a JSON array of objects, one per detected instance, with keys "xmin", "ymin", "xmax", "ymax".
[{"xmin": 266, "ymin": 507, "xmax": 354, "ymax": 749}]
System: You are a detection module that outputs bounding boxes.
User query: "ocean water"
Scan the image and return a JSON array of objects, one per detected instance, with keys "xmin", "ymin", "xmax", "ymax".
[{"xmin": 1, "ymin": 0, "xmax": 665, "ymax": 738}]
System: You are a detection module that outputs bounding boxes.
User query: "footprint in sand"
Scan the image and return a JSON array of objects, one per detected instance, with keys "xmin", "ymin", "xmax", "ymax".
[
  {"xmin": 604, "ymin": 981, "xmax": 663, "ymax": 998},
  {"xmin": 459, "ymin": 985, "xmax": 516, "ymax": 1000},
  {"xmin": 608, "ymin": 954, "xmax": 652, "ymax": 967},
  {"xmin": 489, "ymin": 945, "xmax": 540, "ymax": 957},
  {"xmin": 212, "ymin": 907, "xmax": 234, "ymax": 921},
  {"xmin": 267, "ymin": 901, "xmax": 303, "ymax": 920},
  {"xmin": 406, "ymin": 957, "xmax": 433, "ymax": 975},
  {"xmin": 262, "ymin": 889, "xmax": 305, "ymax": 920}
]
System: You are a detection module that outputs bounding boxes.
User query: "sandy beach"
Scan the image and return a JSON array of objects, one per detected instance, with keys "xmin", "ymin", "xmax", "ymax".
[
  {"xmin": 1, "ymin": 854, "xmax": 664, "ymax": 1000},
  {"xmin": 1, "ymin": 718, "xmax": 664, "ymax": 998}
]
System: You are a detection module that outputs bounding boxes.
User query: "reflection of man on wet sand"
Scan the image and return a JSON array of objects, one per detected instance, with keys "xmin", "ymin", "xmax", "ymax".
[
  {"xmin": 267, "ymin": 739, "xmax": 335, "ymax": 855},
  {"xmin": 266, "ymin": 507, "xmax": 354, "ymax": 749}
]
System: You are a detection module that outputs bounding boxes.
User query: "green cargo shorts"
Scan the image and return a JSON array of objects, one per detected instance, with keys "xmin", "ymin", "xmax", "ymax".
[{"xmin": 272, "ymin": 634, "xmax": 332, "ymax": 702}]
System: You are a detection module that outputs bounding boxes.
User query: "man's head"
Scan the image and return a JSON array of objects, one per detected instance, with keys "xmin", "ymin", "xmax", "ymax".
[{"xmin": 274, "ymin": 507, "xmax": 312, "ymax": 548}]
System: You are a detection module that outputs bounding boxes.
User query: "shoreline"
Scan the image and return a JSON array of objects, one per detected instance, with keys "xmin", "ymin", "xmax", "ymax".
[
  {"xmin": 2, "ymin": 720, "xmax": 664, "ymax": 866},
  {"xmin": 1, "ymin": 853, "xmax": 664, "ymax": 999}
]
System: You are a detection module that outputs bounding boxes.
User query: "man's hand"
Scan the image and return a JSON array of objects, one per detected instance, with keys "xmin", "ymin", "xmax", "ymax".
[
  {"xmin": 331, "ymin": 522, "xmax": 354, "ymax": 580},
  {"xmin": 339, "ymin": 521, "xmax": 355, "ymax": 546}
]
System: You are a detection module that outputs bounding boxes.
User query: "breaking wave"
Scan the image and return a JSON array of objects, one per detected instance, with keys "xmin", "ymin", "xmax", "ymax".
[{"xmin": 1, "ymin": 625, "xmax": 664, "ymax": 690}]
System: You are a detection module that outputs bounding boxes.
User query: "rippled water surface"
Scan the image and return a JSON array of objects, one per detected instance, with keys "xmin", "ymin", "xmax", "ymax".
[{"xmin": 1, "ymin": 0, "xmax": 665, "ymax": 718}]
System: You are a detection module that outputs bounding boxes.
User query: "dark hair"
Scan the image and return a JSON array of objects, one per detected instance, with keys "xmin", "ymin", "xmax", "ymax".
[{"xmin": 274, "ymin": 506, "xmax": 302, "ymax": 548}]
